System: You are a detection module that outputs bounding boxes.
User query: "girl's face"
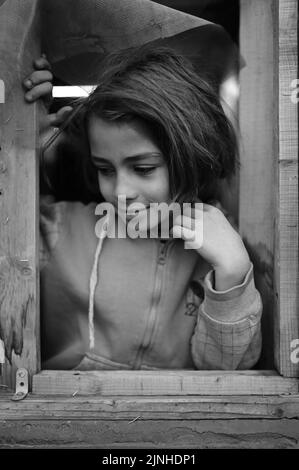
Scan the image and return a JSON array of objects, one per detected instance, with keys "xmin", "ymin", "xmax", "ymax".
[{"xmin": 88, "ymin": 116, "xmax": 171, "ymax": 216}]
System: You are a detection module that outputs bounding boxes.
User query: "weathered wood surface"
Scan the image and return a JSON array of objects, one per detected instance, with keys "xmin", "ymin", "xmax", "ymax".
[
  {"xmin": 2, "ymin": 390, "xmax": 299, "ymax": 420},
  {"xmin": 239, "ymin": 0, "xmax": 298, "ymax": 376},
  {"xmin": 239, "ymin": 0, "xmax": 277, "ymax": 370},
  {"xmin": 1, "ymin": 391, "xmax": 299, "ymax": 448},
  {"xmin": 32, "ymin": 370, "xmax": 299, "ymax": 396},
  {"xmin": 274, "ymin": 0, "xmax": 298, "ymax": 377},
  {"xmin": 0, "ymin": 0, "xmax": 41, "ymax": 390},
  {"xmin": 1, "ymin": 418, "xmax": 299, "ymax": 448}
]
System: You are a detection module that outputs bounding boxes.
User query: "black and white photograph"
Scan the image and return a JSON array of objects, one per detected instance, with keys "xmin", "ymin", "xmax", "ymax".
[{"xmin": 0, "ymin": 0, "xmax": 298, "ymax": 457}]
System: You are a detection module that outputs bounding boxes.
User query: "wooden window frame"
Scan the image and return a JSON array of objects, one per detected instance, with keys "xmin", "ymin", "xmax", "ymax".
[{"xmin": 0, "ymin": 0, "xmax": 298, "ymax": 401}]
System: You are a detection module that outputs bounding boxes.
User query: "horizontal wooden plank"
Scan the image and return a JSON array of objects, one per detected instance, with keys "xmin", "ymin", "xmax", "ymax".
[
  {"xmin": 1, "ymin": 392, "xmax": 299, "ymax": 448},
  {"xmin": 2, "ymin": 389, "xmax": 299, "ymax": 448},
  {"xmin": 1, "ymin": 390, "xmax": 299, "ymax": 421},
  {"xmin": 32, "ymin": 370, "xmax": 299, "ymax": 396},
  {"xmin": 0, "ymin": 420, "xmax": 298, "ymax": 449}
]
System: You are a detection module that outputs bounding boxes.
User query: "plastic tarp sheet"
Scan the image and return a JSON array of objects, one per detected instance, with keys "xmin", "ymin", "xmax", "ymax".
[{"xmin": 41, "ymin": 0, "xmax": 241, "ymax": 86}]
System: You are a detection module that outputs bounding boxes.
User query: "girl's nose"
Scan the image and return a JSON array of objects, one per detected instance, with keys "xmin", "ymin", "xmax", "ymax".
[{"xmin": 113, "ymin": 173, "xmax": 138, "ymax": 201}]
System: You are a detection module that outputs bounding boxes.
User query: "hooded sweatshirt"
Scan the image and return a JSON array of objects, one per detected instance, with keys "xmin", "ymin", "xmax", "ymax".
[{"xmin": 40, "ymin": 196, "xmax": 262, "ymax": 370}]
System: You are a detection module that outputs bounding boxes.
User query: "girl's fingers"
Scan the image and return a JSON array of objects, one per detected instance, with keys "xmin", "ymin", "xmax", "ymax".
[
  {"xmin": 172, "ymin": 212, "xmax": 204, "ymax": 249},
  {"xmin": 171, "ymin": 225, "xmax": 196, "ymax": 241},
  {"xmin": 183, "ymin": 204, "xmax": 206, "ymax": 219},
  {"xmin": 33, "ymin": 55, "xmax": 52, "ymax": 71},
  {"xmin": 25, "ymin": 81, "xmax": 53, "ymax": 102},
  {"xmin": 48, "ymin": 106, "xmax": 73, "ymax": 127},
  {"xmin": 171, "ymin": 224, "xmax": 204, "ymax": 249},
  {"xmin": 173, "ymin": 214, "xmax": 203, "ymax": 231},
  {"xmin": 23, "ymin": 70, "xmax": 53, "ymax": 89},
  {"xmin": 56, "ymin": 106, "xmax": 73, "ymax": 119},
  {"xmin": 173, "ymin": 215, "xmax": 194, "ymax": 231}
]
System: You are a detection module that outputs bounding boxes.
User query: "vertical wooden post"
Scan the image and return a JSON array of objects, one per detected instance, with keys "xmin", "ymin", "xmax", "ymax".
[
  {"xmin": 0, "ymin": 0, "xmax": 41, "ymax": 390},
  {"xmin": 239, "ymin": 0, "xmax": 298, "ymax": 375},
  {"xmin": 274, "ymin": 0, "xmax": 298, "ymax": 377},
  {"xmin": 239, "ymin": 0, "xmax": 278, "ymax": 369}
]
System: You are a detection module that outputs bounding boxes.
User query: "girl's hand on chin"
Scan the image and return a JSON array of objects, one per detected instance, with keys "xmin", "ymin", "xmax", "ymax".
[{"xmin": 171, "ymin": 203, "xmax": 251, "ymax": 291}]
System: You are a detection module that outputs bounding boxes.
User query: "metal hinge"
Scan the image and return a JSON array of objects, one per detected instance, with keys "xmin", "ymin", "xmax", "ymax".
[{"xmin": 11, "ymin": 368, "xmax": 29, "ymax": 401}]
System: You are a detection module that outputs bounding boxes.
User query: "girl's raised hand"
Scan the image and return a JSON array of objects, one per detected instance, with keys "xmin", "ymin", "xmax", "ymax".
[
  {"xmin": 23, "ymin": 54, "xmax": 73, "ymax": 128},
  {"xmin": 171, "ymin": 203, "xmax": 251, "ymax": 291}
]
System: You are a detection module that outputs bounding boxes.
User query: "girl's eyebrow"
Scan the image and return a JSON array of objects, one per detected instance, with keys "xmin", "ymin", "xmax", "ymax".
[{"xmin": 91, "ymin": 152, "xmax": 163, "ymax": 163}]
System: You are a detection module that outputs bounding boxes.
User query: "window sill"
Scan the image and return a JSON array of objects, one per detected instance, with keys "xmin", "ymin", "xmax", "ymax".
[{"xmin": 32, "ymin": 369, "xmax": 299, "ymax": 396}]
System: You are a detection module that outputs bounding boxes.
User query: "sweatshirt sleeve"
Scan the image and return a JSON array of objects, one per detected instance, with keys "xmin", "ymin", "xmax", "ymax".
[{"xmin": 191, "ymin": 262, "xmax": 262, "ymax": 370}]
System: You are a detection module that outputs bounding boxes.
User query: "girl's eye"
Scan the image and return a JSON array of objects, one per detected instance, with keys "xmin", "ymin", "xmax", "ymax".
[
  {"xmin": 134, "ymin": 166, "xmax": 157, "ymax": 175},
  {"xmin": 97, "ymin": 167, "xmax": 115, "ymax": 176}
]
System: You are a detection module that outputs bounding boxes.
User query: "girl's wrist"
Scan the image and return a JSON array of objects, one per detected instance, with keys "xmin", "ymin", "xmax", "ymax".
[{"xmin": 213, "ymin": 258, "xmax": 251, "ymax": 291}]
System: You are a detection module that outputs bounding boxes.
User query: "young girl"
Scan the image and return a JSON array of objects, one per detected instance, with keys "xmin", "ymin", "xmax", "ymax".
[{"xmin": 24, "ymin": 46, "xmax": 262, "ymax": 370}]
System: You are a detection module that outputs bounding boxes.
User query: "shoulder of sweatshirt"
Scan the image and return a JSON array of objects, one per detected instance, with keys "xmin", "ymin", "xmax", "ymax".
[{"xmin": 39, "ymin": 195, "xmax": 97, "ymax": 268}]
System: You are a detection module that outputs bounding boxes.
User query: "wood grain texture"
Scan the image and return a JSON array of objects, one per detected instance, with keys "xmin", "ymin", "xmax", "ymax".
[
  {"xmin": 239, "ymin": 0, "xmax": 277, "ymax": 369},
  {"xmin": 0, "ymin": 0, "xmax": 41, "ymax": 390},
  {"xmin": 32, "ymin": 370, "xmax": 299, "ymax": 396},
  {"xmin": 274, "ymin": 0, "xmax": 298, "ymax": 377},
  {"xmin": 1, "ymin": 390, "xmax": 299, "ymax": 448},
  {"xmin": 1, "ymin": 390, "xmax": 299, "ymax": 421},
  {"xmin": 1, "ymin": 419, "xmax": 299, "ymax": 448}
]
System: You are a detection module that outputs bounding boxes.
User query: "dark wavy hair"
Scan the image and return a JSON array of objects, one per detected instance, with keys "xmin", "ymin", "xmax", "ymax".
[{"xmin": 45, "ymin": 45, "xmax": 238, "ymax": 203}]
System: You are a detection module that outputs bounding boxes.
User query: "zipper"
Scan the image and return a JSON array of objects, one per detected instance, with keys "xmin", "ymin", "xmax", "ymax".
[{"xmin": 133, "ymin": 239, "xmax": 171, "ymax": 369}]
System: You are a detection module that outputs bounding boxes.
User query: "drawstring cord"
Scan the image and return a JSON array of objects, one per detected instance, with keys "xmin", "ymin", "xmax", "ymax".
[{"xmin": 88, "ymin": 217, "xmax": 109, "ymax": 350}]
